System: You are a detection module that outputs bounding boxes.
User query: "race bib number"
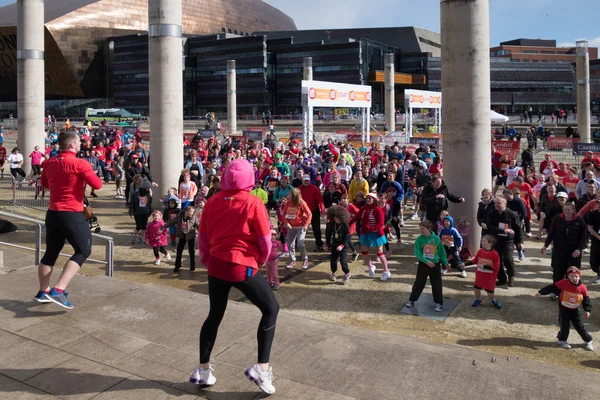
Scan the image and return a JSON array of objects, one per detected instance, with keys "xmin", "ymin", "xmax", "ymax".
[
  {"xmin": 561, "ymin": 291, "xmax": 583, "ymax": 308},
  {"xmin": 499, "ymin": 223, "xmax": 506, "ymax": 231},
  {"xmin": 339, "ymin": 169, "xmax": 347, "ymax": 179},
  {"xmin": 566, "ymin": 182, "xmax": 576, "ymax": 190},
  {"xmin": 477, "ymin": 258, "xmax": 493, "ymax": 273},
  {"xmin": 286, "ymin": 207, "xmax": 298, "ymax": 220},
  {"xmin": 423, "ymin": 244, "xmax": 436, "ymax": 260},
  {"xmin": 139, "ymin": 196, "xmax": 148, "ymax": 207},
  {"xmin": 441, "ymin": 235, "xmax": 454, "ymax": 247},
  {"xmin": 268, "ymin": 181, "xmax": 277, "ymax": 190},
  {"xmin": 425, "ymin": 158, "xmax": 433, "ymax": 164}
]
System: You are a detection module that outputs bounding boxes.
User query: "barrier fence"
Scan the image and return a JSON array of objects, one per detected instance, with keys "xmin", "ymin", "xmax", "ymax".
[{"xmin": 0, "ymin": 176, "xmax": 50, "ymax": 211}]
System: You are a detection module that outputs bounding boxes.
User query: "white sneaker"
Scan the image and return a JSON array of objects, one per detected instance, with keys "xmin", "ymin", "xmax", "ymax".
[
  {"xmin": 244, "ymin": 364, "xmax": 276, "ymax": 395},
  {"xmin": 343, "ymin": 273, "xmax": 351, "ymax": 285},
  {"xmin": 368, "ymin": 265, "xmax": 376, "ymax": 278},
  {"xmin": 189, "ymin": 365, "xmax": 216, "ymax": 386},
  {"xmin": 286, "ymin": 261, "xmax": 296, "ymax": 269},
  {"xmin": 593, "ymin": 275, "xmax": 600, "ymax": 284},
  {"xmin": 583, "ymin": 248, "xmax": 590, "ymax": 253},
  {"xmin": 557, "ymin": 340, "xmax": 571, "ymax": 349},
  {"xmin": 460, "ymin": 270, "xmax": 467, "ymax": 278},
  {"xmin": 380, "ymin": 271, "xmax": 391, "ymax": 281},
  {"xmin": 330, "ymin": 273, "xmax": 337, "ymax": 282},
  {"xmin": 585, "ymin": 341, "xmax": 594, "ymax": 351},
  {"xmin": 405, "ymin": 300, "xmax": 414, "ymax": 308},
  {"xmin": 441, "ymin": 269, "xmax": 448, "ymax": 275},
  {"xmin": 525, "ymin": 232, "xmax": 532, "ymax": 237},
  {"xmin": 302, "ymin": 259, "xmax": 309, "ymax": 269},
  {"xmin": 434, "ymin": 303, "xmax": 443, "ymax": 312},
  {"xmin": 388, "ymin": 232, "xmax": 396, "ymax": 240},
  {"xmin": 154, "ymin": 259, "xmax": 161, "ymax": 265},
  {"xmin": 411, "ymin": 213, "xmax": 419, "ymax": 220},
  {"xmin": 166, "ymin": 253, "xmax": 171, "ymax": 261}
]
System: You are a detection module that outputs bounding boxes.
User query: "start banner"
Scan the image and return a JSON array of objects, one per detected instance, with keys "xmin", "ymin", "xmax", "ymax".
[{"xmin": 492, "ymin": 140, "xmax": 521, "ymax": 160}]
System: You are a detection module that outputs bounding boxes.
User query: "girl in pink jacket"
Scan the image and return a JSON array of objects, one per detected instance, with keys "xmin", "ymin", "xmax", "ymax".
[{"xmin": 145, "ymin": 211, "xmax": 171, "ymax": 265}]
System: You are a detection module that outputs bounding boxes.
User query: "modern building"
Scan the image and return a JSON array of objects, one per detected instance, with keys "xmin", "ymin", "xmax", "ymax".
[
  {"xmin": 591, "ymin": 59, "xmax": 600, "ymax": 115},
  {"xmin": 490, "ymin": 38, "xmax": 598, "ymax": 64},
  {"xmin": 0, "ymin": 0, "xmax": 296, "ymax": 110}
]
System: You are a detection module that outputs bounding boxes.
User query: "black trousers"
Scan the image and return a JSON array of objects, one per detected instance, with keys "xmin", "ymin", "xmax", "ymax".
[
  {"xmin": 330, "ymin": 247, "xmax": 349, "ymax": 274},
  {"xmin": 10, "ymin": 167, "xmax": 25, "ymax": 178},
  {"xmin": 200, "ymin": 273, "xmax": 279, "ymax": 364},
  {"xmin": 409, "ymin": 261, "xmax": 443, "ymax": 305},
  {"xmin": 496, "ymin": 240, "xmax": 515, "ymax": 283},
  {"xmin": 31, "ymin": 164, "xmax": 42, "ymax": 175},
  {"xmin": 310, "ymin": 208, "xmax": 323, "ymax": 247},
  {"xmin": 551, "ymin": 249, "xmax": 581, "ymax": 283},
  {"xmin": 390, "ymin": 217, "xmax": 401, "ymax": 239},
  {"xmin": 124, "ymin": 179, "xmax": 132, "ymax": 204},
  {"xmin": 175, "ymin": 238, "xmax": 195, "ymax": 268},
  {"xmin": 153, "ymin": 246, "xmax": 167, "ymax": 258},
  {"xmin": 41, "ymin": 210, "xmax": 91, "ymax": 267},
  {"xmin": 591, "ymin": 240, "xmax": 600, "ymax": 275},
  {"xmin": 558, "ymin": 305, "xmax": 592, "ymax": 342}
]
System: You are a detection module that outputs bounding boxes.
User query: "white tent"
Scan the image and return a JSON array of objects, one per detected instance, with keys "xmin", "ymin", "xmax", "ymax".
[{"xmin": 491, "ymin": 110, "xmax": 509, "ymax": 123}]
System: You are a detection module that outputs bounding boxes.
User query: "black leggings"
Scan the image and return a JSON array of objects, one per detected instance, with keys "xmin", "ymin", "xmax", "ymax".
[
  {"xmin": 558, "ymin": 305, "xmax": 592, "ymax": 343},
  {"xmin": 330, "ymin": 247, "xmax": 349, "ymax": 274},
  {"xmin": 41, "ymin": 210, "xmax": 91, "ymax": 267},
  {"xmin": 200, "ymin": 273, "xmax": 279, "ymax": 364},
  {"xmin": 10, "ymin": 167, "xmax": 25, "ymax": 178},
  {"xmin": 32, "ymin": 164, "xmax": 41, "ymax": 175},
  {"xmin": 153, "ymin": 246, "xmax": 167, "ymax": 258},
  {"xmin": 175, "ymin": 238, "xmax": 195, "ymax": 268}
]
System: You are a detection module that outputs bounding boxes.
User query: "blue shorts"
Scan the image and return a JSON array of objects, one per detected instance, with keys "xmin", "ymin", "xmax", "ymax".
[{"xmin": 359, "ymin": 232, "xmax": 387, "ymax": 248}]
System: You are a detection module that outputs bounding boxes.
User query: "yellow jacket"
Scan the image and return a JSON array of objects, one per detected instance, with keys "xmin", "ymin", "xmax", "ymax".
[{"xmin": 348, "ymin": 179, "xmax": 369, "ymax": 202}]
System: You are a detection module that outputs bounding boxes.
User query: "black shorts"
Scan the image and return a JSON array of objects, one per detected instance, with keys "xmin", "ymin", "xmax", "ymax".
[
  {"xmin": 0, "ymin": 159, "xmax": 4, "ymax": 167},
  {"xmin": 495, "ymin": 176, "xmax": 506, "ymax": 186},
  {"xmin": 134, "ymin": 214, "xmax": 149, "ymax": 231},
  {"xmin": 474, "ymin": 284, "xmax": 494, "ymax": 294},
  {"xmin": 40, "ymin": 210, "xmax": 91, "ymax": 267}
]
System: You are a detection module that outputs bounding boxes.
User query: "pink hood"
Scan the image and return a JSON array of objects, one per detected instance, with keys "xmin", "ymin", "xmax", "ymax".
[{"xmin": 221, "ymin": 159, "xmax": 255, "ymax": 192}]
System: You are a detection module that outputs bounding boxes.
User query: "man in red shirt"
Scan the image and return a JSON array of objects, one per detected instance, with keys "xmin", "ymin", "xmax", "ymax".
[
  {"xmin": 581, "ymin": 151, "xmax": 600, "ymax": 168},
  {"xmin": 539, "ymin": 154, "xmax": 559, "ymax": 174},
  {"xmin": 299, "ymin": 174, "xmax": 326, "ymax": 251},
  {"xmin": 36, "ymin": 131, "xmax": 103, "ymax": 309}
]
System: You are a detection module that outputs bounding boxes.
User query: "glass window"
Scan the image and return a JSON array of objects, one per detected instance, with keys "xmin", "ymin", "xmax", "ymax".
[
  {"xmin": 532, "ymin": 59, "xmax": 539, "ymax": 63},
  {"xmin": 522, "ymin": 59, "xmax": 529, "ymax": 62}
]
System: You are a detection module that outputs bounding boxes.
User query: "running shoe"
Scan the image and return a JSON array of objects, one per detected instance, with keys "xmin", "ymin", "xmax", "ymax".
[
  {"xmin": 154, "ymin": 259, "xmax": 161, "ymax": 265},
  {"xmin": 130, "ymin": 235, "xmax": 136, "ymax": 244},
  {"xmin": 343, "ymin": 273, "xmax": 351, "ymax": 285},
  {"xmin": 434, "ymin": 303, "xmax": 443, "ymax": 312},
  {"xmin": 405, "ymin": 300, "xmax": 414, "ymax": 308},
  {"xmin": 557, "ymin": 340, "xmax": 571, "ymax": 349},
  {"xmin": 302, "ymin": 259, "xmax": 309, "ymax": 269},
  {"xmin": 330, "ymin": 273, "xmax": 337, "ymax": 282},
  {"xmin": 441, "ymin": 269, "xmax": 448, "ymax": 275},
  {"xmin": 585, "ymin": 341, "xmax": 594, "ymax": 351},
  {"xmin": 352, "ymin": 253, "xmax": 360, "ymax": 262},
  {"xmin": 244, "ymin": 364, "xmax": 276, "ymax": 395},
  {"xmin": 33, "ymin": 291, "xmax": 52, "ymax": 303},
  {"xmin": 410, "ymin": 213, "xmax": 419, "ymax": 220},
  {"xmin": 518, "ymin": 251, "xmax": 525, "ymax": 261},
  {"xmin": 165, "ymin": 253, "xmax": 171, "ymax": 261},
  {"xmin": 190, "ymin": 266, "xmax": 196, "ymax": 272},
  {"xmin": 385, "ymin": 250, "xmax": 391, "ymax": 258},
  {"xmin": 388, "ymin": 232, "xmax": 396, "ymax": 240},
  {"xmin": 45, "ymin": 288, "xmax": 73, "ymax": 310},
  {"xmin": 460, "ymin": 270, "xmax": 467, "ymax": 278},
  {"xmin": 492, "ymin": 300, "xmax": 502, "ymax": 309},
  {"xmin": 380, "ymin": 271, "xmax": 391, "ymax": 281},
  {"xmin": 399, "ymin": 220, "xmax": 405, "ymax": 227},
  {"xmin": 189, "ymin": 365, "xmax": 216, "ymax": 386},
  {"xmin": 272, "ymin": 284, "xmax": 280, "ymax": 290},
  {"xmin": 139, "ymin": 238, "xmax": 146, "ymax": 244},
  {"xmin": 368, "ymin": 265, "xmax": 376, "ymax": 278},
  {"xmin": 286, "ymin": 261, "xmax": 296, "ymax": 269},
  {"xmin": 471, "ymin": 299, "xmax": 482, "ymax": 307}
]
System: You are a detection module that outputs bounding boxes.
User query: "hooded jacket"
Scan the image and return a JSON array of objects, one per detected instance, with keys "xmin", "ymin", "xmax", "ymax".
[
  {"xmin": 421, "ymin": 181, "xmax": 462, "ymax": 222},
  {"xmin": 438, "ymin": 216, "xmax": 463, "ymax": 248},
  {"xmin": 199, "ymin": 159, "xmax": 272, "ymax": 282}
]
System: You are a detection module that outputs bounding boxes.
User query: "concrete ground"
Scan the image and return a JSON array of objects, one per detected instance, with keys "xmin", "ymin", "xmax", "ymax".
[{"xmin": 1, "ymin": 247, "xmax": 600, "ymax": 400}]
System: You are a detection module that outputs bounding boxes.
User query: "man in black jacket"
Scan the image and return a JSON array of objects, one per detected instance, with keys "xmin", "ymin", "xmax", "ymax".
[
  {"xmin": 484, "ymin": 197, "xmax": 522, "ymax": 286},
  {"xmin": 421, "ymin": 174, "xmax": 465, "ymax": 229},
  {"xmin": 504, "ymin": 188, "xmax": 528, "ymax": 260},
  {"xmin": 520, "ymin": 144, "xmax": 535, "ymax": 170},
  {"xmin": 542, "ymin": 202, "xmax": 586, "ymax": 285}
]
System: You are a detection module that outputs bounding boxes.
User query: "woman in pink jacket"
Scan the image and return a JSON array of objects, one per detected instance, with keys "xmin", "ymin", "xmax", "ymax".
[{"xmin": 145, "ymin": 211, "xmax": 171, "ymax": 265}]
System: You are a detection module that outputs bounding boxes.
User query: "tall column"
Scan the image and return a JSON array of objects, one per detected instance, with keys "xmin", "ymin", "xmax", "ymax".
[
  {"xmin": 148, "ymin": 0, "xmax": 183, "ymax": 208},
  {"xmin": 303, "ymin": 57, "xmax": 313, "ymax": 142},
  {"xmin": 441, "ymin": 0, "xmax": 491, "ymax": 252},
  {"xmin": 576, "ymin": 40, "xmax": 591, "ymax": 142},
  {"xmin": 384, "ymin": 53, "xmax": 395, "ymax": 133},
  {"xmin": 17, "ymin": 0, "xmax": 45, "ymax": 174},
  {"xmin": 227, "ymin": 60, "xmax": 237, "ymax": 135}
]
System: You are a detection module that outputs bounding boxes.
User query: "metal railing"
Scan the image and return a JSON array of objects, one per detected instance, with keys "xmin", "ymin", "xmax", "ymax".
[
  {"xmin": 0, "ymin": 176, "xmax": 50, "ymax": 211},
  {"xmin": 0, "ymin": 210, "xmax": 115, "ymax": 277}
]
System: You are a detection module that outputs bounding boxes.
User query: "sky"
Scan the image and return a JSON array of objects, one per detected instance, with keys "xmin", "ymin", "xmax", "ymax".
[{"xmin": 0, "ymin": 0, "xmax": 597, "ymax": 48}]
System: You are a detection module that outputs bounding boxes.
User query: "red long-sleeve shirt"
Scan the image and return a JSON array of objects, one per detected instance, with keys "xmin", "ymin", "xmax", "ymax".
[
  {"xmin": 40, "ymin": 151, "xmax": 103, "ymax": 212},
  {"xmin": 299, "ymin": 183, "xmax": 325, "ymax": 213}
]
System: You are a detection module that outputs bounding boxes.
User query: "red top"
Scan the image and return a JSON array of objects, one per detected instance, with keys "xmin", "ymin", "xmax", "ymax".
[
  {"xmin": 345, "ymin": 203, "xmax": 360, "ymax": 234},
  {"xmin": 0, "ymin": 146, "xmax": 6, "ymax": 160},
  {"xmin": 555, "ymin": 279, "xmax": 589, "ymax": 310},
  {"xmin": 581, "ymin": 157, "xmax": 600, "ymax": 166},
  {"xmin": 94, "ymin": 147, "xmax": 107, "ymax": 162},
  {"xmin": 299, "ymin": 183, "xmax": 325, "ymax": 213},
  {"xmin": 40, "ymin": 151, "xmax": 103, "ymax": 212},
  {"xmin": 472, "ymin": 248, "xmax": 501, "ymax": 291},
  {"xmin": 350, "ymin": 204, "xmax": 385, "ymax": 236},
  {"xmin": 539, "ymin": 160, "xmax": 558, "ymax": 173}
]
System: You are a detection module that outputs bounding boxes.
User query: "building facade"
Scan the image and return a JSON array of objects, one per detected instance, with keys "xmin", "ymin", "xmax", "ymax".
[{"xmin": 490, "ymin": 38, "xmax": 598, "ymax": 64}]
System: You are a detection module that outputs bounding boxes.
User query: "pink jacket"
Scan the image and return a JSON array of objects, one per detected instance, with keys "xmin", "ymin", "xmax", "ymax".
[{"xmin": 145, "ymin": 220, "xmax": 168, "ymax": 247}]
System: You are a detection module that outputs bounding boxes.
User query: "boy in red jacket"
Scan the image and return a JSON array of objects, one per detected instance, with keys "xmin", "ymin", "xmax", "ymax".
[
  {"xmin": 463, "ymin": 235, "xmax": 501, "ymax": 309},
  {"xmin": 535, "ymin": 267, "xmax": 593, "ymax": 351}
]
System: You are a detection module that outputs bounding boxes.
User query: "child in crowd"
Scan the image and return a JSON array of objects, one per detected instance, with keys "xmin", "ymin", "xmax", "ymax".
[
  {"xmin": 406, "ymin": 220, "xmax": 449, "ymax": 312},
  {"xmin": 284, "ymin": 188, "xmax": 312, "ymax": 269},
  {"xmin": 535, "ymin": 267, "xmax": 593, "ymax": 351},
  {"xmin": 161, "ymin": 187, "xmax": 180, "ymax": 207},
  {"xmin": 179, "ymin": 173, "xmax": 198, "ymax": 209},
  {"xmin": 456, "ymin": 216, "xmax": 472, "ymax": 262},
  {"xmin": 265, "ymin": 230, "xmax": 281, "ymax": 290},
  {"xmin": 276, "ymin": 194, "xmax": 290, "ymax": 255},
  {"xmin": 438, "ymin": 215, "xmax": 466, "ymax": 277},
  {"xmin": 340, "ymin": 193, "xmax": 360, "ymax": 261},
  {"xmin": 161, "ymin": 206, "xmax": 199, "ymax": 272},
  {"xmin": 325, "ymin": 205, "xmax": 352, "ymax": 285},
  {"xmin": 129, "ymin": 186, "xmax": 152, "ymax": 244},
  {"xmin": 477, "ymin": 188, "xmax": 494, "ymax": 238},
  {"xmin": 145, "ymin": 211, "xmax": 171, "ymax": 265},
  {"xmin": 251, "ymin": 179, "xmax": 268, "ymax": 205},
  {"xmin": 162, "ymin": 195, "xmax": 179, "ymax": 244},
  {"xmin": 463, "ymin": 235, "xmax": 501, "ymax": 308},
  {"xmin": 437, "ymin": 210, "xmax": 449, "ymax": 234},
  {"xmin": 112, "ymin": 159, "xmax": 124, "ymax": 199}
]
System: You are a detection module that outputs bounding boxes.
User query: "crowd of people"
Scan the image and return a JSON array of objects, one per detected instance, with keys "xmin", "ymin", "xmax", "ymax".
[{"xmin": 13, "ymin": 120, "xmax": 598, "ymax": 394}]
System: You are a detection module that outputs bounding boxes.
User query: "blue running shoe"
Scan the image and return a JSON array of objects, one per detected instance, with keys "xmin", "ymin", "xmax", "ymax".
[
  {"xmin": 33, "ymin": 291, "xmax": 52, "ymax": 303},
  {"xmin": 492, "ymin": 300, "xmax": 502, "ymax": 309},
  {"xmin": 471, "ymin": 299, "xmax": 483, "ymax": 307},
  {"xmin": 45, "ymin": 288, "xmax": 73, "ymax": 310}
]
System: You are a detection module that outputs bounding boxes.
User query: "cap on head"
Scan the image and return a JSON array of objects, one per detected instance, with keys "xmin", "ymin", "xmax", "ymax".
[
  {"xmin": 303, "ymin": 174, "xmax": 310, "ymax": 181},
  {"xmin": 556, "ymin": 192, "xmax": 568, "ymax": 199},
  {"xmin": 365, "ymin": 193, "xmax": 378, "ymax": 201}
]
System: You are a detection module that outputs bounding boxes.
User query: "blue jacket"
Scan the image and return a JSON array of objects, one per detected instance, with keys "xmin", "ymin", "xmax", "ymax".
[
  {"xmin": 379, "ymin": 180, "xmax": 404, "ymax": 201},
  {"xmin": 438, "ymin": 216, "xmax": 463, "ymax": 248}
]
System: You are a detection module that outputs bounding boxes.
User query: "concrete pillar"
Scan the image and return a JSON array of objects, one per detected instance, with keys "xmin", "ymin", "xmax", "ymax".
[
  {"xmin": 440, "ymin": 0, "xmax": 491, "ymax": 252},
  {"xmin": 576, "ymin": 40, "xmax": 591, "ymax": 142},
  {"xmin": 384, "ymin": 53, "xmax": 395, "ymax": 133},
  {"xmin": 227, "ymin": 60, "xmax": 237, "ymax": 135},
  {"xmin": 17, "ymin": 0, "xmax": 45, "ymax": 174},
  {"xmin": 148, "ymin": 0, "xmax": 183, "ymax": 207},
  {"xmin": 303, "ymin": 57, "xmax": 313, "ymax": 142}
]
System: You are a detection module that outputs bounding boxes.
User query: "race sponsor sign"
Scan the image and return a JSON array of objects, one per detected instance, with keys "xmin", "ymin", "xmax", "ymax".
[
  {"xmin": 346, "ymin": 134, "xmax": 364, "ymax": 142},
  {"xmin": 197, "ymin": 129, "xmax": 216, "ymax": 139},
  {"xmin": 409, "ymin": 138, "xmax": 440, "ymax": 146},
  {"xmin": 405, "ymin": 89, "xmax": 442, "ymax": 109},
  {"xmin": 243, "ymin": 130, "xmax": 263, "ymax": 142},
  {"xmin": 302, "ymin": 80, "xmax": 372, "ymax": 108},
  {"xmin": 289, "ymin": 128, "xmax": 304, "ymax": 139},
  {"xmin": 492, "ymin": 140, "xmax": 520, "ymax": 160},
  {"xmin": 573, "ymin": 142, "xmax": 600, "ymax": 155},
  {"xmin": 547, "ymin": 137, "xmax": 578, "ymax": 150}
]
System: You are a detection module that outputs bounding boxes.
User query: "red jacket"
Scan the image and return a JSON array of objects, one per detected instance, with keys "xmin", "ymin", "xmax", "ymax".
[
  {"xmin": 299, "ymin": 183, "xmax": 325, "ymax": 213},
  {"xmin": 351, "ymin": 205, "xmax": 385, "ymax": 236}
]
